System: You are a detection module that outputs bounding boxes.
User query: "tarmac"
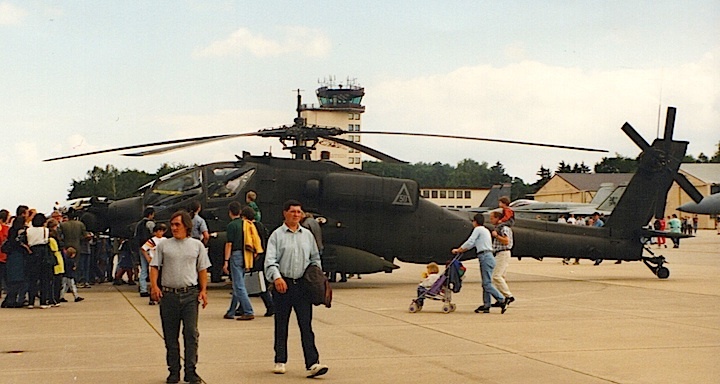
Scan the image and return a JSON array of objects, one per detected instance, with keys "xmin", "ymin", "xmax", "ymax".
[{"xmin": 1, "ymin": 230, "xmax": 719, "ymax": 384}]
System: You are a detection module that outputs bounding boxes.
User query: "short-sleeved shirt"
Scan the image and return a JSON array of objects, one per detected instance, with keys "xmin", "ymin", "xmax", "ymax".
[
  {"xmin": 492, "ymin": 225, "xmax": 513, "ymax": 253},
  {"xmin": 191, "ymin": 215, "xmax": 208, "ymax": 241},
  {"xmin": 141, "ymin": 236, "xmax": 166, "ymax": 261},
  {"xmin": 151, "ymin": 237, "xmax": 211, "ymax": 288},
  {"xmin": 226, "ymin": 218, "xmax": 244, "ymax": 252}
]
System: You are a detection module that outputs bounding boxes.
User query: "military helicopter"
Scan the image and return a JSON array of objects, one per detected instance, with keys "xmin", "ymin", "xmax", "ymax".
[{"xmin": 46, "ymin": 93, "xmax": 701, "ymax": 280}]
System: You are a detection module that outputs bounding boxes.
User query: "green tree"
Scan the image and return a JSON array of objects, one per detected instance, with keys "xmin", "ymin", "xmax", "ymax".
[
  {"xmin": 594, "ymin": 154, "xmax": 638, "ymax": 173},
  {"xmin": 682, "ymin": 154, "xmax": 697, "ymax": 163},
  {"xmin": 68, "ymin": 163, "xmax": 189, "ymax": 200},
  {"xmin": 531, "ymin": 165, "xmax": 552, "ymax": 191},
  {"xmin": 556, "ymin": 161, "xmax": 571, "ymax": 173},
  {"xmin": 488, "ymin": 161, "xmax": 512, "ymax": 185},
  {"xmin": 572, "ymin": 162, "xmax": 591, "ymax": 173},
  {"xmin": 448, "ymin": 159, "xmax": 487, "ymax": 187},
  {"xmin": 510, "ymin": 177, "xmax": 533, "ymax": 200},
  {"xmin": 711, "ymin": 141, "xmax": 720, "ymax": 163}
]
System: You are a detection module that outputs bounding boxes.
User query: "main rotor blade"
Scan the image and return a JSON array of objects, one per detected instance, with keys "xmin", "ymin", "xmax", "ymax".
[
  {"xmin": 354, "ymin": 131, "xmax": 609, "ymax": 153},
  {"xmin": 43, "ymin": 134, "xmax": 232, "ymax": 162},
  {"xmin": 124, "ymin": 132, "xmax": 261, "ymax": 157},
  {"xmin": 322, "ymin": 136, "xmax": 407, "ymax": 163}
]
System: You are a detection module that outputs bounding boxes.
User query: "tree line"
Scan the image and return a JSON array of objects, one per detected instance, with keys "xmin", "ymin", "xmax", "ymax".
[{"xmin": 66, "ymin": 141, "xmax": 719, "ymax": 201}]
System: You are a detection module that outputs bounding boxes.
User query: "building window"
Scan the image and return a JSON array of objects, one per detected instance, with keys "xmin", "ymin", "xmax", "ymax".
[
  {"xmin": 353, "ymin": 135, "xmax": 360, "ymax": 142},
  {"xmin": 348, "ymin": 157, "xmax": 355, "ymax": 164},
  {"xmin": 431, "ymin": 190, "xmax": 438, "ymax": 198},
  {"xmin": 320, "ymin": 151, "xmax": 330, "ymax": 160},
  {"xmin": 457, "ymin": 191, "xmax": 463, "ymax": 198},
  {"xmin": 464, "ymin": 191, "xmax": 471, "ymax": 199},
  {"xmin": 354, "ymin": 113, "xmax": 360, "ymax": 120},
  {"xmin": 348, "ymin": 113, "xmax": 354, "ymax": 120},
  {"xmin": 348, "ymin": 124, "xmax": 354, "ymax": 131},
  {"xmin": 448, "ymin": 191, "xmax": 455, "ymax": 198},
  {"xmin": 422, "ymin": 190, "xmax": 429, "ymax": 198},
  {"xmin": 440, "ymin": 190, "xmax": 446, "ymax": 198},
  {"xmin": 354, "ymin": 124, "xmax": 360, "ymax": 131},
  {"xmin": 354, "ymin": 156, "xmax": 360, "ymax": 163}
]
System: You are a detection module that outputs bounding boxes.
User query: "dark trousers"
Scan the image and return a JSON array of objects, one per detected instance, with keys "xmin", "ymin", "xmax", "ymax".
[
  {"xmin": 78, "ymin": 253, "xmax": 90, "ymax": 284},
  {"xmin": 39, "ymin": 263, "xmax": 54, "ymax": 305},
  {"xmin": 272, "ymin": 279, "xmax": 319, "ymax": 369},
  {"xmin": 0, "ymin": 262, "xmax": 6, "ymax": 293},
  {"xmin": 24, "ymin": 256, "xmax": 41, "ymax": 305},
  {"xmin": 2, "ymin": 280, "xmax": 24, "ymax": 307},
  {"xmin": 159, "ymin": 288, "xmax": 200, "ymax": 377},
  {"xmin": 52, "ymin": 274, "xmax": 63, "ymax": 303}
]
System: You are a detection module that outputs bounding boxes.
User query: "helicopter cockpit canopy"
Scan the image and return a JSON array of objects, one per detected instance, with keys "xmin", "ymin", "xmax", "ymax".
[
  {"xmin": 146, "ymin": 168, "xmax": 203, "ymax": 206},
  {"xmin": 206, "ymin": 166, "xmax": 255, "ymax": 199}
]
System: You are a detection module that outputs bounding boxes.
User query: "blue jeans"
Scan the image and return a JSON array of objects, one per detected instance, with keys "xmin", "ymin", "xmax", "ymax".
[
  {"xmin": 139, "ymin": 256, "xmax": 149, "ymax": 294},
  {"xmin": 478, "ymin": 251, "xmax": 505, "ymax": 307},
  {"xmin": 226, "ymin": 251, "xmax": 254, "ymax": 316},
  {"xmin": 160, "ymin": 288, "xmax": 200, "ymax": 377}
]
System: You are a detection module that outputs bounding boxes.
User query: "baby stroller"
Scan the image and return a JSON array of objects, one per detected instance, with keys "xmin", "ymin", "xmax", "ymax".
[{"xmin": 408, "ymin": 254, "xmax": 466, "ymax": 314}]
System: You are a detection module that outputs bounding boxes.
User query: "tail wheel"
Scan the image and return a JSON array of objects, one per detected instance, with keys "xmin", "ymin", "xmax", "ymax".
[{"xmin": 656, "ymin": 267, "xmax": 670, "ymax": 279}]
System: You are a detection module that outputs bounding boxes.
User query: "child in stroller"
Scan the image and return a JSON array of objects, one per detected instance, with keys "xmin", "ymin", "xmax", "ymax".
[{"xmin": 409, "ymin": 256, "xmax": 465, "ymax": 313}]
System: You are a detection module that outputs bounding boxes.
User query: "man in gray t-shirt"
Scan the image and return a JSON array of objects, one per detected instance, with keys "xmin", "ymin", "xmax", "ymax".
[{"xmin": 149, "ymin": 211, "xmax": 211, "ymax": 384}]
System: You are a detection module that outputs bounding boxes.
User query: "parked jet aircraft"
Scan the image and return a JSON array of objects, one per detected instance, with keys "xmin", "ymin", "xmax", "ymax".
[{"xmin": 678, "ymin": 193, "xmax": 720, "ymax": 215}]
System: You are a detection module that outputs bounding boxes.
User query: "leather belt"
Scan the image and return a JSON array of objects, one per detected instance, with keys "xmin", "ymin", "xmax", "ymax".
[{"xmin": 162, "ymin": 285, "xmax": 198, "ymax": 293}]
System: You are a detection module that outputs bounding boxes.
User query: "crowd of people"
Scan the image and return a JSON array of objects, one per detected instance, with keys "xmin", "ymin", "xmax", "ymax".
[{"xmin": 0, "ymin": 206, "xmax": 89, "ymax": 309}]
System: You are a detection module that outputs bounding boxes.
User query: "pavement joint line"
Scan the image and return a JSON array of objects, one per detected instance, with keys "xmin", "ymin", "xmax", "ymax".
[
  {"xmin": 114, "ymin": 287, "xmax": 211, "ymax": 384},
  {"xmin": 114, "ymin": 285, "xmax": 164, "ymax": 340},
  {"xmin": 334, "ymin": 299, "xmax": 623, "ymax": 384}
]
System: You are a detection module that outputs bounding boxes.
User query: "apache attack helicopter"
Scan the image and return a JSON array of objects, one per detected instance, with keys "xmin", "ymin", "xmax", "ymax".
[{"xmin": 46, "ymin": 94, "xmax": 701, "ymax": 280}]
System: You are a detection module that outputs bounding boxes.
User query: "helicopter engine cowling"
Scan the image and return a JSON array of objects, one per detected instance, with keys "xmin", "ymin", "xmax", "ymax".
[
  {"xmin": 107, "ymin": 196, "xmax": 144, "ymax": 238},
  {"xmin": 322, "ymin": 173, "xmax": 418, "ymax": 211}
]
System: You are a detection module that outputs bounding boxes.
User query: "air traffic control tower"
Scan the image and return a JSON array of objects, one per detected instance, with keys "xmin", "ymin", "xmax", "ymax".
[{"xmin": 300, "ymin": 78, "xmax": 365, "ymax": 169}]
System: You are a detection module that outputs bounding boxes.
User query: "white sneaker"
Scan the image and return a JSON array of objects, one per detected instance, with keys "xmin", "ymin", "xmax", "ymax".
[
  {"xmin": 307, "ymin": 363, "xmax": 328, "ymax": 378},
  {"xmin": 272, "ymin": 363, "xmax": 286, "ymax": 374}
]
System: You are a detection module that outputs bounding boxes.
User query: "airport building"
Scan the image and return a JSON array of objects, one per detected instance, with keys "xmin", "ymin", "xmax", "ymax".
[
  {"xmin": 535, "ymin": 168, "xmax": 719, "ymax": 228},
  {"xmin": 420, "ymin": 187, "xmax": 489, "ymax": 208},
  {"xmin": 300, "ymin": 79, "xmax": 364, "ymax": 169}
]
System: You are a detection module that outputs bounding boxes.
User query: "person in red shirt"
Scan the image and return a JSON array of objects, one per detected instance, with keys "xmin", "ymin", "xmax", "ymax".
[
  {"xmin": 497, "ymin": 196, "xmax": 515, "ymax": 227},
  {"xmin": 0, "ymin": 209, "xmax": 10, "ymax": 295}
]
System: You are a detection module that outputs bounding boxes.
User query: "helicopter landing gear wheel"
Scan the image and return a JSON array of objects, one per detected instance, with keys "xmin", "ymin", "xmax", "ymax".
[{"xmin": 642, "ymin": 255, "xmax": 670, "ymax": 279}]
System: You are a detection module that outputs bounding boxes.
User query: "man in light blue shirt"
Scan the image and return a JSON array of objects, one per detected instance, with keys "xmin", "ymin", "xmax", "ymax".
[
  {"xmin": 264, "ymin": 200, "xmax": 328, "ymax": 378},
  {"xmin": 452, "ymin": 213, "xmax": 507, "ymax": 314}
]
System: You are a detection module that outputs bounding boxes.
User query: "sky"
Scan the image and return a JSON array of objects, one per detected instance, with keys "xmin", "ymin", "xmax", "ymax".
[{"xmin": 1, "ymin": 1, "xmax": 719, "ymax": 212}]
